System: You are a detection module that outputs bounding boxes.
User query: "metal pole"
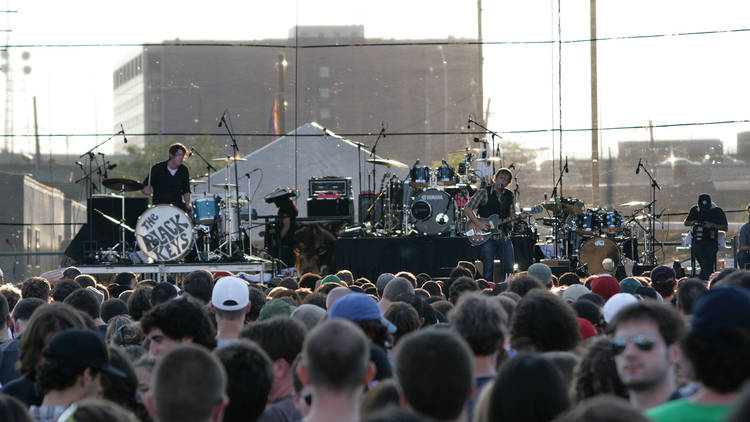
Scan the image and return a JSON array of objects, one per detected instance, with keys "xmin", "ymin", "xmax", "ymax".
[{"xmin": 590, "ymin": 0, "xmax": 600, "ymax": 206}]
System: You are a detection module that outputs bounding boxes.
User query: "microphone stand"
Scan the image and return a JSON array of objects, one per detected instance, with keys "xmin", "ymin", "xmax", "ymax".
[
  {"xmin": 350, "ymin": 139, "xmax": 366, "ymax": 222},
  {"xmin": 637, "ymin": 160, "xmax": 660, "ymax": 265},
  {"xmin": 78, "ymin": 130, "xmax": 123, "ymax": 263},
  {"xmin": 190, "ymin": 147, "xmax": 217, "ymax": 195},
  {"xmin": 468, "ymin": 119, "xmax": 502, "ymax": 177},
  {"xmin": 549, "ymin": 157, "xmax": 568, "ymax": 259},
  {"xmin": 219, "ymin": 112, "xmax": 247, "ymax": 257},
  {"xmin": 369, "ymin": 123, "xmax": 386, "ymax": 194}
]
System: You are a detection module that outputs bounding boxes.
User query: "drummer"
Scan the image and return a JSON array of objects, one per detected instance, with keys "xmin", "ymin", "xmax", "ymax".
[{"xmin": 142, "ymin": 143, "xmax": 192, "ymax": 212}]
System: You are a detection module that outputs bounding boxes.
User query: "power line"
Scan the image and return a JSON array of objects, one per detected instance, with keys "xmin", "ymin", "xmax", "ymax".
[
  {"xmin": 3, "ymin": 27, "xmax": 750, "ymax": 49},
  {"xmin": 0, "ymin": 119, "xmax": 747, "ymax": 138}
]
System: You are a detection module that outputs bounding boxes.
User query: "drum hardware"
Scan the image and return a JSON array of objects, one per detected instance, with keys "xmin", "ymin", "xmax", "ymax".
[{"xmin": 100, "ymin": 179, "xmax": 144, "ymax": 262}]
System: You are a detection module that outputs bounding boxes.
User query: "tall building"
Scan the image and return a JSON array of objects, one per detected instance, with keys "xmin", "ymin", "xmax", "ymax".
[{"xmin": 112, "ymin": 26, "xmax": 482, "ymax": 164}]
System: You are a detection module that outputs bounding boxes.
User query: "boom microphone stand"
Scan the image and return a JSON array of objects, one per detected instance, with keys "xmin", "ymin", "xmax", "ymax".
[
  {"xmin": 218, "ymin": 110, "xmax": 247, "ymax": 257},
  {"xmin": 636, "ymin": 158, "xmax": 660, "ymax": 265}
]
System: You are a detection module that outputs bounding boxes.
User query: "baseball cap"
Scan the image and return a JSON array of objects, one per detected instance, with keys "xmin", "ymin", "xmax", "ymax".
[
  {"xmin": 577, "ymin": 317, "xmax": 597, "ymax": 339},
  {"xmin": 328, "ymin": 293, "xmax": 397, "ymax": 333},
  {"xmin": 562, "ymin": 284, "xmax": 590, "ymax": 303},
  {"xmin": 212, "ymin": 271, "xmax": 233, "ymax": 282},
  {"xmin": 602, "ymin": 293, "xmax": 638, "ymax": 323},
  {"xmin": 258, "ymin": 299, "xmax": 296, "ymax": 320},
  {"xmin": 650, "ymin": 265, "xmax": 677, "ymax": 283},
  {"xmin": 591, "ymin": 276, "xmax": 620, "ymax": 301},
  {"xmin": 619, "ymin": 277, "xmax": 641, "ymax": 294},
  {"xmin": 321, "ymin": 274, "xmax": 345, "ymax": 287},
  {"xmin": 211, "ymin": 276, "xmax": 250, "ymax": 311},
  {"xmin": 691, "ymin": 285, "xmax": 750, "ymax": 341},
  {"xmin": 43, "ymin": 328, "xmax": 126, "ymax": 378},
  {"xmin": 527, "ymin": 263, "xmax": 553, "ymax": 287}
]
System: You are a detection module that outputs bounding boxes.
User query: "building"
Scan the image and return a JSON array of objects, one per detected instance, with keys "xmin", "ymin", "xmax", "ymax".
[{"xmin": 112, "ymin": 25, "xmax": 482, "ymax": 164}]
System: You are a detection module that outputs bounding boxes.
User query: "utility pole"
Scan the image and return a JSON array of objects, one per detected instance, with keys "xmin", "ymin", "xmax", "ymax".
[
  {"xmin": 477, "ymin": 0, "xmax": 484, "ymax": 124},
  {"xmin": 590, "ymin": 0, "xmax": 600, "ymax": 206}
]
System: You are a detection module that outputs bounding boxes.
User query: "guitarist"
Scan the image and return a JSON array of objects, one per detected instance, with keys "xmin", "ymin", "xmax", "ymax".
[{"xmin": 464, "ymin": 168, "xmax": 515, "ymax": 282}]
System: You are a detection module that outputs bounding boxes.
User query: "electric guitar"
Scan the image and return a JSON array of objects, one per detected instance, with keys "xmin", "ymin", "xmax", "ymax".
[{"xmin": 464, "ymin": 205, "xmax": 543, "ymax": 246}]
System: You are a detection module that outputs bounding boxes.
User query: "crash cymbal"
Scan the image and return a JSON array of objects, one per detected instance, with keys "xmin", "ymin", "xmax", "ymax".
[
  {"xmin": 451, "ymin": 147, "xmax": 483, "ymax": 154},
  {"xmin": 225, "ymin": 199, "xmax": 249, "ymax": 205},
  {"xmin": 542, "ymin": 199, "xmax": 583, "ymax": 215},
  {"xmin": 212, "ymin": 183, "xmax": 238, "ymax": 189},
  {"xmin": 619, "ymin": 200, "xmax": 648, "ymax": 207},
  {"xmin": 102, "ymin": 178, "xmax": 143, "ymax": 192},
  {"xmin": 366, "ymin": 158, "xmax": 409, "ymax": 169},
  {"xmin": 189, "ymin": 179, "xmax": 207, "ymax": 185},
  {"xmin": 212, "ymin": 156, "xmax": 247, "ymax": 162},
  {"xmin": 475, "ymin": 157, "xmax": 502, "ymax": 162}
]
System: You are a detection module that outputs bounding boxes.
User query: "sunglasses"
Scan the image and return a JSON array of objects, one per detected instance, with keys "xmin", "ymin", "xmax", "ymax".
[{"xmin": 610, "ymin": 334, "xmax": 657, "ymax": 356}]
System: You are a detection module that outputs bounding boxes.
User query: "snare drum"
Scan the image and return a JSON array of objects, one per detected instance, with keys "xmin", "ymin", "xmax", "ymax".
[
  {"xmin": 410, "ymin": 166, "xmax": 431, "ymax": 188},
  {"xmin": 435, "ymin": 164, "xmax": 456, "ymax": 186},
  {"xmin": 601, "ymin": 210, "xmax": 623, "ymax": 234},
  {"xmin": 136, "ymin": 205, "xmax": 194, "ymax": 262},
  {"xmin": 192, "ymin": 197, "xmax": 220, "ymax": 225}
]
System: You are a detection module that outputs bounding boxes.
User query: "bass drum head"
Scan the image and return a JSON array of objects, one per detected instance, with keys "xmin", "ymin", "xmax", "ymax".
[
  {"xmin": 411, "ymin": 189, "xmax": 453, "ymax": 235},
  {"xmin": 578, "ymin": 236, "xmax": 620, "ymax": 275},
  {"xmin": 136, "ymin": 205, "xmax": 194, "ymax": 262}
]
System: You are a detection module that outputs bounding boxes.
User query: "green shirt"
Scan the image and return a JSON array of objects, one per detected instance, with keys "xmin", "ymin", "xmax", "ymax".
[{"xmin": 645, "ymin": 398, "xmax": 732, "ymax": 422}]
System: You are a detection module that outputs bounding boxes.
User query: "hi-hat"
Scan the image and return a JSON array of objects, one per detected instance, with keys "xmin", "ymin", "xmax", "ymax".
[
  {"xmin": 451, "ymin": 147, "xmax": 483, "ymax": 154},
  {"xmin": 475, "ymin": 157, "xmax": 502, "ymax": 162},
  {"xmin": 619, "ymin": 200, "xmax": 648, "ymax": 207},
  {"xmin": 189, "ymin": 179, "xmax": 207, "ymax": 185},
  {"xmin": 102, "ymin": 178, "xmax": 143, "ymax": 192},
  {"xmin": 212, "ymin": 156, "xmax": 247, "ymax": 162},
  {"xmin": 212, "ymin": 183, "xmax": 238, "ymax": 189},
  {"xmin": 366, "ymin": 158, "xmax": 409, "ymax": 169}
]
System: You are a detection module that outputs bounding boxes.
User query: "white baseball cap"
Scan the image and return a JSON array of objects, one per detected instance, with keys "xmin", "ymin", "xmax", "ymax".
[{"xmin": 211, "ymin": 276, "xmax": 250, "ymax": 311}]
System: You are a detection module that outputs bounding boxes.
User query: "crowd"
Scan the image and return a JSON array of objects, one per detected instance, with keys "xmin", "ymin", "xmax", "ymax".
[{"xmin": 0, "ymin": 259, "xmax": 748, "ymax": 422}]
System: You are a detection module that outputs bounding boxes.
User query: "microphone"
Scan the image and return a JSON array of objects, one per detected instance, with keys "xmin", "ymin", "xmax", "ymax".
[
  {"xmin": 218, "ymin": 109, "xmax": 227, "ymax": 128},
  {"xmin": 467, "ymin": 118, "xmax": 472, "ymax": 129},
  {"xmin": 564, "ymin": 157, "xmax": 569, "ymax": 173},
  {"xmin": 107, "ymin": 163, "xmax": 117, "ymax": 170},
  {"xmin": 508, "ymin": 162, "xmax": 516, "ymax": 170},
  {"xmin": 75, "ymin": 161, "xmax": 84, "ymax": 168},
  {"xmin": 245, "ymin": 168, "xmax": 260, "ymax": 178},
  {"xmin": 635, "ymin": 157, "xmax": 642, "ymax": 174},
  {"xmin": 380, "ymin": 122, "xmax": 386, "ymax": 138},
  {"xmin": 120, "ymin": 123, "xmax": 127, "ymax": 143}
]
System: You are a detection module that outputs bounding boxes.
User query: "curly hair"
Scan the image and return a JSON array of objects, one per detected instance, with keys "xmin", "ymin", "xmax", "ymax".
[
  {"xmin": 140, "ymin": 297, "xmax": 216, "ymax": 350},
  {"xmin": 571, "ymin": 336, "xmax": 628, "ymax": 402},
  {"xmin": 127, "ymin": 286, "xmax": 152, "ymax": 321}
]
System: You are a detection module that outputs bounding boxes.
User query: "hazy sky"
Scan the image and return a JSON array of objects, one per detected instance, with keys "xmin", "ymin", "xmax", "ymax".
[{"xmin": 3, "ymin": 0, "xmax": 750, "ymax": 159}]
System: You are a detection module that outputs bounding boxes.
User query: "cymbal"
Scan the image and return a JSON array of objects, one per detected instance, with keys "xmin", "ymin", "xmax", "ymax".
[
  {"xmin": 619, "ymin": 200, "xmax": 648, "ymax": 207},
  {"xmin": 212, "ymin": 183, "xmax": 238, "ymax": 189},
  {"xmin": 366, "ymin": 158, "xmax": 409, "ymax": 169},
  {"xmin": 451, "ymin": 147, "xmax": 483, "ymax": 154},
  {"xmin": 475, "ymin": 157, "xmax": 502, "ymax": 162},
  {"xmin": 189, "ymin": 179, "xmax": 207, "ymax": 185},
  {"xmin": 102, "ymin": 178, "xmax": 143, "ymax": 192},
  {"xmin": 225, "ymin": 199, "xmax": 249, "ymax": 205},
  {"xmin": 542, "ymin": 199, "xmax": 583, "ymax": 215},
  {"xmin": 212, "ymin": 156, "xmax": 247, "ymax": 162}
]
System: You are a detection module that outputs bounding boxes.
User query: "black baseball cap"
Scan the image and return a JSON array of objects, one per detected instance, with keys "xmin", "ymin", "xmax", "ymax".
[{"xmin": 42, "ymin": 328, "xmax": 127, "ymax": 378}]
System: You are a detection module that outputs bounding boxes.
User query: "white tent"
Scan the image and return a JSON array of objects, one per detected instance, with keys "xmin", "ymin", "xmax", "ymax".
[{"xmin": 193, "ymin": 122, "xmax": 408, "ymax": 226}]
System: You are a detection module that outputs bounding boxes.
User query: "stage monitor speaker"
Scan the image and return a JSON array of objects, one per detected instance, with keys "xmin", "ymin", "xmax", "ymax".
[{"xmin": 307, "ymin": 197, "xmax": 353, "ymax": 220}]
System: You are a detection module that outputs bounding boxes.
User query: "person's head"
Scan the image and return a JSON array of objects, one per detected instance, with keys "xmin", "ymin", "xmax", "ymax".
[
  {"xmin": 683, "ymin": 285, "xmax": 750, "ymax": 394},
  {"xmin": 0, "ymin": 284, "xmax": 21, "ymax": 313},
  {"xmin": 106, "ymin": 317, "xmax": 144, "ymax": 348},
  {"xmin": 376, "ymin": 273, "xmax": 395, "ymax": 298},
  {"xmin": 214, "ymin": 339, "xmax": 274, "ymax": 422},
  {"xmin": 606, "ymin": 301, "xmax": 686, "ymax": 392},
  {"xmin": 114, "ymin": 272, "xmax": 138, "ymax": 288},
  {"xmin": 101, "ymin": 298, "xmax": 129, "ymax": 323},
  {"xmin": 449, "ymin": 293, "xmax": 507, "ymax": 358},
  {"xmin": 58, "ymin": 399, "xmax": 140, "ymax": 422},
  {"xmin": 675, "ymin": 278, "xmax": 707, "ymax": 316},
  {"xmin": 63, "ymin": 288, "xmax": 101, "ymax": 321},
  {"xmin": 601, "ymin": 258, "xmax": 616, "ymax": 274},
  {"xmin": 10, "ymin": 297, "xmax": 45, "ymax": 335},
  {"xmin": 182, "ymin": 270, "xmax": 214, "ymax": 304},
  {"xmin": 167, "ymin": 142, "xmax": 189, "ymax": 165},
  {"xmin": 395, "ymin": 328, "xmax": 472, "ymax": 421},
  {"xmin": 210, "ymin": 276, "xmax": 250, "ymax": 322},
  {"xmin": 18, "ymin": 302, "xmax": 87, "ymax": 380},
  {"xmin": 140, "ymin": 297, "xmax": 217, "ymax": 356},
  {"xmin": 552, "ymin": 395, "xmax": 650, "ymax": 422},
  {"xmin": 590, "ymin": 276, "xmax": 620, "ymax": 301},
  {"xmin": 335, "ymin": 270, "xmax": 354, "ymax": 286},
  {"xmin": 382, "ymin": 277, "xmax": 414, "ymax": 302},
  {"xmin": 527, "ymin": 263, "xmax": 553, "ymax": 287},
  {"xmin": 247, "ymin": 286, "xmax": 266, "ymax": 321},
  {"xmin": 697, "ymin": 192, "xmax": 712, "ymax": 211},
  {"xmin": 448, "ymin": 276, "xmax": 478, "ymax": 304},
  {"xmin": 147, "ymin": 344, "xmax": 227, "ymax": 422},
  {"xmin": 74, "ymin": 274, "xmax": 97, "ymax": 289},
  {"xmin": 127, "ymin": 285, "xmax": 153, "ymax": 321},
  {"xmin": 394, "ymin": 271, "xmax": 417, "ymax": 288},
  {"xmin": 299, "ymin": 319, "xmax": 373, "ymax": 394},
  {"xmin": 133, "ymin": 356, "xmax": 156, "ymax": 403},
  {"xmin": 63, "ymin": 266, "xmax": 82, "ymax": 280},
  {"xmin": 291, "ymin": 303, "xmax": 326, "ymax": 330},
  {"xmin": 511, "ymin": 289, "xmax": 580, "ymax": 352},
  {"xmin": 489, "ymin": 353, "xmax": 571, "ymax": 422},
  {"xmin": 422, "ymin": 281, "xmax": 443, "ymax": 298},
  {"xmin": 327, "ymin": 293, "xmax": 396, "ymax": 349},
  {"xmin": 99, "ymin": 346, "xmax": 139, "ymax": 414},
  {"xmin": 150, "ymin": 282, "xmax": 178, "ymax": 306},
  {"xmin": 0, "ymin": 394, "xmax": 33, "ymax": 422},
  {"xmin": 383, "ymin": 302, "xmax": 420, "ymax": 345},
  {"xmin": 36, "ymin": 328, "xmax": 127, "ymax": 398},
  {"xmin": 571, "ymin": 336, "xmax": 628, "ymax": 402},
  {"xmin": 507, "ymin": 274, "xmax": 545, "ymax": 297},
  {"xmin": 299, "ymin": 273, "xmax": 322, "ymax": 290},
  {"xmin": 21, "ymin": 276, "xmax": 51, "ymax": 302},
  {"xmin": 493, "ymin": 167, "xmax": 513, "ymax": 188}
]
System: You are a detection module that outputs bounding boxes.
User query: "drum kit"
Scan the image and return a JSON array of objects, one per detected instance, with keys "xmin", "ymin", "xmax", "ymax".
[
  {"xmin": 364, "ymin": 147, "xmax": 492, "ymax": 236},
  {"xmin": 541, "ymin": 198, "xmax": 644, "ymax": 274},
  {"xmin": 94, "ymin": 156, "xmax": 255, "ymax": 264}
]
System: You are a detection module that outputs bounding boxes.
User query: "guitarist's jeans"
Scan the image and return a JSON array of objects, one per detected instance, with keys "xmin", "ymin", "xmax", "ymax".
[{"xmin": 480, "ymin": 238, "xmax": 515, "ymax": 282}]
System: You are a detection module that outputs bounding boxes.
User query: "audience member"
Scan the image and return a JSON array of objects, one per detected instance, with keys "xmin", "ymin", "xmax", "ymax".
[
  {"xmin": 210, "ymin": 276, "xmax": 250, "ymax": 347},
  {"xmin": 139, "ymin": 297, "xmax": 216, "ymax": 356},
  {"xmin": 215, "ymin": 339, "xmax": 274, "ymax": 422}
]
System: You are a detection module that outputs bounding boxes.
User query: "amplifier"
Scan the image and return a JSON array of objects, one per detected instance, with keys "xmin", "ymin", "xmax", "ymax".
[
  {"xmin": 309, "ymin": 176, "xmax": 351, "ymax": 198},
  {"xmin": 307, "ymin": 197, "xmax": 353, "ymax": 220}
]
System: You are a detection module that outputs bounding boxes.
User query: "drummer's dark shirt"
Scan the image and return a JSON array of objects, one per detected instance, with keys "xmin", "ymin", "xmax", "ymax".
[{"xmin": 143, "ymin": 161, "xmax": 190, "ymax": 211}]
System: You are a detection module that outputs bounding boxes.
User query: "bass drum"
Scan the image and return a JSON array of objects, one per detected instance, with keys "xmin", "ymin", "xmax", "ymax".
[
  {"xmin": 578, "ymin": 236, "xmax": 620, "ymax": 275},
  {"xmin": 136, "ymin": 205, "xmax": 194, "ymax": 262},
  {"xmin": 410, "ymin": 189, "xmax": 454, "ymax": 235}
]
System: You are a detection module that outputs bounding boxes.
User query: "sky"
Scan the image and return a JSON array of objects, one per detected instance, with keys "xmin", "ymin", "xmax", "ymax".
[{"xmin": 2, "ymin": 0, "xmax": 750, "ymax": 159}]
